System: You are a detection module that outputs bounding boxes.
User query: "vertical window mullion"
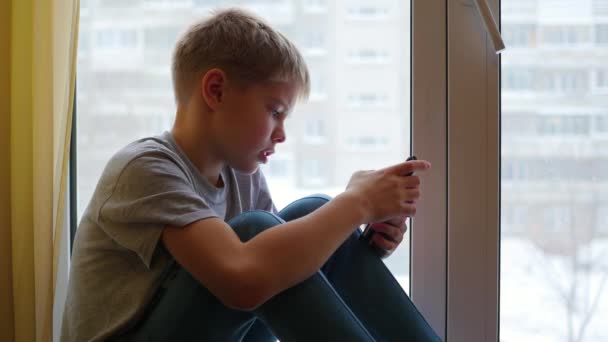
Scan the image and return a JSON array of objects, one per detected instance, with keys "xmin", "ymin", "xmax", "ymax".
[
  {"xmin": 447, "ymin": 0, "xmax": 500, "ymax": 340},
  {"xmin": 411, "ymin": 0, "xmax": 448, "ymax": 340},
  {"xmin": 70, "ymin": 82, "xmax": 77, "ymax": 255}
]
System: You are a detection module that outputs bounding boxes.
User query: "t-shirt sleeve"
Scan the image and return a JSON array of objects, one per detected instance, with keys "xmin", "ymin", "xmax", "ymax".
[
  {"xmin": 97, "ymin": 152, "xmax": 217, "ymax": 268},
  {"xmin": 255, "ymin": 170, "xmax": 279, "ymax": 215}
]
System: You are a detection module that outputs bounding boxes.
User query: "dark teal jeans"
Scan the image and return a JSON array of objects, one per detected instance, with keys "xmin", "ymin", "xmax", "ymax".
[{"xmin": 124, "ymin": 195, "xmax": 441, "ymax": 341}]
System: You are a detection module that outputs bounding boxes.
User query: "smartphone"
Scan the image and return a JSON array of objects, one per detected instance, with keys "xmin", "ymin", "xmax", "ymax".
[{"xmin": 360, "ymin": 156, "xmax": 417, "ymax": 256}]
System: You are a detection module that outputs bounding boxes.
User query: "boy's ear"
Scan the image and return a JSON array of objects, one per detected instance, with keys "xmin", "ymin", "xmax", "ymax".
[{"xmin": 200, "ymin": 68, "xmax": 225, "ymax": 110}]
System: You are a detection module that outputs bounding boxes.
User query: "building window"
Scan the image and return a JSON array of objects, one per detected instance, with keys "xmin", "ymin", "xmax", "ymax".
[
  {"xmin": 541, "ymin": 25, "xmax": 590, "ymax": 46},
  {"xmin": 346, "ymin": 136, "xmax": 389, "ymax": 150},
  {"xmin": 595, "ymin": 24, "xmax": 608, "ymax": 44},
  {"xmin": 501, "ymin": 160, "xmax": 531, "ymax": 181},
  {"xmin": 302, "ymin": 0, "xmax": 326, "ymax": 13},
  {"xmin": 101, "ymin": 0, "xmax": 139, "ymax": 8},
  {"xmin": 96, "ymin": 29, "xmax": 138, "ymax": 49},
  {"xmin": 503, "ymin": 159, "xmax": 604, "ymax": 181},
  {"xmin": 537, "ymin": 115, "xmax": 590, "ymax": 136},
  {"xmin": 144, "ymin": 27, "xmax": 180, "ymax": 50},
  {"xmin": 540, "ymin": 70, "xmax": 588, "ymax": 93},
  {"xmin": 502, "ymin": 160, "xmax": 515, "ymax": 180},
  {"xmin": 502, "ymin": 68, "xmax": 535, "ymax": 91},
  {"xmin": 309, "ymin": 73, "xmax": 327, "ymax": 100},
  {"xmin": 266, "ymin": 158, "xmax": 289, "ymax": 178},
  {"xmin": 303, "ymin": 119, "xmax": 325, "ymax": 143},
  {"xmin": 143, "ymin": 0, "xmax": 192, "ymax": 6},
  {"xmin": 593, "ymin": 0, "xmax": 608, "ymax": 16},
  {"xmin": 501, "ymin": 205, "xmax": 527, "ymax": 235},
  {"xmin": 347, "ymin": 92, "xmax": 389, "ymax": 108},
  {"xmin": 346, "ymin": 6, "xmax": 389, "ymax": 20},
  {"xmin": 301, "ymin": 159, "xmax": 326, "ymax": 186},
  {"xmin": 302, "ymin": 31, "xmax": 326, "ymax": 55},
  {"xmin": 594, "ymin": 69, "xmax": 608, "ymax": 93},
  {"xmin": 595, "ymin": 205, "xmax": 608, "ymax": 234},
  {"xmin": 594, "ymin": 115, "xmax": 608, "ymax": 133},
  {"xmin": 501, "ymin": 113, "xmax": 537, "ymax": 135},
  {"xmin": 193, "ymin": 0, "xmax": 223, "ymax": 6},
  {"xmin": 502, "ymin": 23, "xmax": 536, "ymax": 47},
  {"xmin": 542, "ymin": 206, "xmax": 571, "ymax": 234},
  {"xmin": 347, "ymin": 49, "xmax": 390, "ymax": 64},
  {"xmin": 79, "ymin": 30, "xmax": 91, "ymax": 54}
]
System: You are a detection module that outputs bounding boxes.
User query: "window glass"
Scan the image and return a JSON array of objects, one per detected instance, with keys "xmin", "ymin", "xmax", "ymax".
[
  {"xmin": 77, "ymin": 0, "xmax": 412, "ymax": 289},
  {"xmin": 501, "ymin": 0, "xmax": 608, "ymax": 340}
]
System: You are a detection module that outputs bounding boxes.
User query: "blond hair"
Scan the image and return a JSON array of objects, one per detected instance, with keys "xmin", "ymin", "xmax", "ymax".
[{"xmin": 171, "ymin": 8, "xmax": 310, "ymax": 106}]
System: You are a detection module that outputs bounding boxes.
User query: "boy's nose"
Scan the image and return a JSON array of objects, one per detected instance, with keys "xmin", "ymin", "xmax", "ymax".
[
  {"xmin": 271, "ymin": 129, "xmax": 286, "ymax": 143},
  {"xmin": 272, "ymin": 134, "xmax": 286, "ymax": 144}
]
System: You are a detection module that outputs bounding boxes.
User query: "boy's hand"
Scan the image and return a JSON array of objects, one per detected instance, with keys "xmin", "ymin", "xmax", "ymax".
[
  {"xmin": 345, "ymin": 159, "xmax": 431, "ymax": 224},
  {"xmin": 368, "ymin": 216, "xmax": 408, "ymax": 258}
]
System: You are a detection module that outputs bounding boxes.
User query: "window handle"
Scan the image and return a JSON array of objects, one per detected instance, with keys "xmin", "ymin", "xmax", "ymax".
[{"xmin": 473, "ymin": 0, "xmax": 506, "ymax": 54}]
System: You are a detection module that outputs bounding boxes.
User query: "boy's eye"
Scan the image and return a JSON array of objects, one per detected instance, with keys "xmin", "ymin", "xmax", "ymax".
[{"xmin": 270, "ymin": 109, "xmax": 281, "ymax": 118}]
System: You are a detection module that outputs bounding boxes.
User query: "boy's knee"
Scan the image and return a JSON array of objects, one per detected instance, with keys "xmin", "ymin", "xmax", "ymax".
[
  {"xmin": 228, "ymin": 211, "xmax": 285, "ymax": 242},
  {"xmin": 298, "ymin": 194, "xmax": 332, "ymax": 207},
  {"xmin": 278, "ymin": 194, "xmax": 332, "ymax": 222}
]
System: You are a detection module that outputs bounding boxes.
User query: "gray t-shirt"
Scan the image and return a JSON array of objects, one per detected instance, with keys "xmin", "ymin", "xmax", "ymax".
[{"xmin": 61, "ymin": 131, "xmax": 277, "ymax": 342}]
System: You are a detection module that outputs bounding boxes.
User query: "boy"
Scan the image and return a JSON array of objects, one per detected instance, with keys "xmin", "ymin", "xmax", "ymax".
[{"xmin": 61, "ymin": 8, "xmax": 439, "ymax": 342}]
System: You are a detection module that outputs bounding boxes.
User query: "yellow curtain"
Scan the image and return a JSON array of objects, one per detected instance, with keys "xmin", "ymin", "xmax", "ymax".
[
  {"xmin": 1, "ymin": 0, "xmax": 15, "ymax": 341},
  {"xmin": 5, "ymin": 0, "xmax": 80, "ymax": 340}
]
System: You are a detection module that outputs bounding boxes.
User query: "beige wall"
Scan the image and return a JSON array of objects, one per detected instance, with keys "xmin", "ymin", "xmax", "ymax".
[{"xmin": 1, "ymin": 0, "xmax": 15, "ymax": 340}]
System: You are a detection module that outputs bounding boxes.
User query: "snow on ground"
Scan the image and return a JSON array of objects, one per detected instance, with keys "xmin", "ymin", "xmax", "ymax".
[{"xmin": 501, "ymin": 238, "xmax": 608, "ymax": 341}]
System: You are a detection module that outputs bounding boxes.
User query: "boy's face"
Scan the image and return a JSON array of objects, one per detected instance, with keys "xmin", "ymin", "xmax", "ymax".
[{"xmin": 213, "ymin": 79, "xmax": 299, "ymax": 174}]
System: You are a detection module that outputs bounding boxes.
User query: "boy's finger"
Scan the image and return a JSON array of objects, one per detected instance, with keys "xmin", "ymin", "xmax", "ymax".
[
  {"xmin": 371, "ymin": 233, "xmax": 399, "ymax": 252},
  {"xmin": 383, "ymin": 160, "xmax": 431, "ymax": 176},
  {"xmin": 370, "ymin": 222, "xmax": 403, "ymax": 243},
  {"xmin": 385, "ymin": 216, "xmax": 405, "ymax": 227}
]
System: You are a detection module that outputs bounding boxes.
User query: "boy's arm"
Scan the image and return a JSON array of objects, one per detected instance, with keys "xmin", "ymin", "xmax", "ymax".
[
  {"xmin": 163, "ymin": 159, "xmax": 428, "ymax": 311},
  {"xmin": 161, "ymin": 191, "xmax": 365, "ymax": 311}
]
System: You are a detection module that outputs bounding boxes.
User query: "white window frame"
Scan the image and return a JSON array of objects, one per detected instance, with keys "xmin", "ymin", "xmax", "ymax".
[
  {"xmin": 411, "ymin": 1, "xmax": 500, "ymax": 341},
  {"xmin": 411, "ymin": 0, "xmax": 447, "ymax": 339},
  {"xmin": 59, "ymin": 1, "xmax": 503, "ymax": 341},
  {"xmin": 446, "ymin": 0, "xmax": 500, "ymax": 340}
]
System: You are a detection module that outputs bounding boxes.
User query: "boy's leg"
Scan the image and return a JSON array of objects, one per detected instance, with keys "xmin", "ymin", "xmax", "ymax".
[
  {"xmin": 121, "ymin": 211, "xmax": 292, "ymax": 341},
  {"xmin": 123, "ymin": 210, "xmax": 373, "ymax": 342},
  {"xmin": 121, "ymin": 260, "xmax": 257, "ymax": 342},
  {"xmin": 242, "ymin": 194, "xmax": 344, "ymax": 340},
  {"xmin": 277, "ymin": 194, "xmax": 442, "ymax": 342},
  {"xmin": 231, "ymin": 211, "xmax": 375, "ymax": 342},
  {"xmin": 240, "ymin": 319, "xmax": 276, "ymax": 342},
  {"xmin": 322, "ymin": 226, "xmax": 441, "ymax": 341}
]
